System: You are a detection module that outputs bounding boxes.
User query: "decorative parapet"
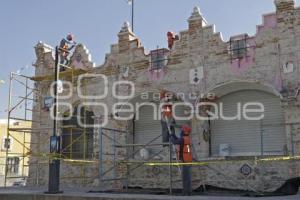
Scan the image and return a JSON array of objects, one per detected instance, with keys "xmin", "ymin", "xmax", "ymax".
[
  {"xmin": 275, "ymin": 0, "xmax": 295, "ymax": 28},
  {"xmin": 94, "ymin": 21, "xmax": 149, "ymax": 77},
  {"xmin": 33, "ymin": 41, "xmax": 94, "ymax": 77},
  {"xmin": 70, "ymin": 44, "xmax": 95, "ymax": 70},
  {"xmin": 33, "ymin": 41, "xmax": 54, "ymax": 67},
  {"xmin": 188, "ymin": 6, "xmax": 207, "ymax": 33},
  {"xmin": 256, "ymin": 13, "xmax": 277, "ymax": 34},
  {"xmin": 275, "ymin": 0, "xmax": 295, "ymax": 12},
  {"xmin": 33, "ymin": 41, "xmax": 55, "ymax": 76},
  {"xmin": 118, "ymin": 22, "xmax": 140, "ymax": 53}
]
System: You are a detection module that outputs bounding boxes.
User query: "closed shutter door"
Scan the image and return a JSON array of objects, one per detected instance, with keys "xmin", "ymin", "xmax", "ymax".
[
  {"xmin": 134, "ymin": 104, "xmax": 189, "ymax": 155},
  {"xmin": 134, "ymin": 105, "xmax": 162, "ymax": 154},
  {"xmin": 173, "ymin": 103, "xmax": 190, "ymax": 127},
  {"xmin": 211, "ymin": 90, "xmax": 286, "ymax": 156}
]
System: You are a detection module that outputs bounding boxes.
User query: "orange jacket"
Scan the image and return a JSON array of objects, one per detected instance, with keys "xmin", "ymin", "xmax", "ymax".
[{"xmin": 176, "ymin": 133, "xmax": 193, "ymax": 162}]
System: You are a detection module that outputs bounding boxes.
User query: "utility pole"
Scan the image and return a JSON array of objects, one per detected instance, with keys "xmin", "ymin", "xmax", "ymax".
[
  {"xmin": 127, "ymin": 0, "xmax": 135, "ymax": 32},
  {"xmin": 131, "ymin": 0, "xmax": 134, "ymax": 32},
  {"xmin": 46, "ymin": 46, "xmax": 62, "ymax": 194}
]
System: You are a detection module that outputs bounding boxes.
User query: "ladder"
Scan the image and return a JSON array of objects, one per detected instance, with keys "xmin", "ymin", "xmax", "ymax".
[{"xmin": 165, "ymin": 117, "xmax": 181, "ymax": 175}]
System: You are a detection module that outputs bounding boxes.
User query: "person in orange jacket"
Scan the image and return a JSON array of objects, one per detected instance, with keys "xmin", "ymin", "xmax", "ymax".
[
  {"xmin": 171, "ymin": 124, "xmax": 193, "ymax": 196},
  {"xmin": 167, "ymin": 31, "xmax": 179, "ymax": 49}
]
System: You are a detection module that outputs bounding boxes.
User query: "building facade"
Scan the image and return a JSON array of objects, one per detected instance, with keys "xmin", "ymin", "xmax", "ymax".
[
  {"xmin": 28, "ymin": 0, "xmax": 300, "ymax": 193},
  {"xmin": 0, "ymin": 120, "xmax": 31, "ymax": 187}
]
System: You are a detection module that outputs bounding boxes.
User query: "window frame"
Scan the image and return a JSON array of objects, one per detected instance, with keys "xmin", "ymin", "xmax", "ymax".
[
  {"xmin": 1, "ymin": 137, "xmax": 13, "ymax": 152},
  {"xmin": 229, "ymin": 35, "xmax": 249, "ymax": 60},
  {"xmin": 61, "ymin": 106, "xmax": 94, "ymax": 160},
  {"xmin": 6, "ymin": 157, "xmax": 20, "ymax": 175},
  {"xmin": 150, "ymin": 48, "xmax": 169, "ymax": 71}
]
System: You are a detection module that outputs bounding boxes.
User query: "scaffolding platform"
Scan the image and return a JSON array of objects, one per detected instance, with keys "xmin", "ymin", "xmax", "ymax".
[{"xmin": 30, "ymin": 68, "xmax": 88, "ymax": 81}]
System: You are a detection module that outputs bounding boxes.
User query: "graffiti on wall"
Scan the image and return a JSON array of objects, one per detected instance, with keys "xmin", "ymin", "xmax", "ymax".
[
  {"xmin": 275, "ymin": 61, "xmax": 300, "ymax": 98},
  {"xmin": 280, "ymin": 81, "xmax": 300, "ymax": 98}
]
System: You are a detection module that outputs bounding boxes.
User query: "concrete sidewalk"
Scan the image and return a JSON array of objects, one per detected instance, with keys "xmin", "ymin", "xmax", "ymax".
[{"xmin": 0, "ymin": 187, "xmax": 299, "ymax": 200}]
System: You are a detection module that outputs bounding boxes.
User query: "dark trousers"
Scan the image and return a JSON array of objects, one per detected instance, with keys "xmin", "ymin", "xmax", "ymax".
[
  {"xmin": 182, "ymin": 165, "xmax": 192, "ymax": 196},
  {"xmin": 161, "ymin": 119, "xmax": 175, "ymax": 144}
]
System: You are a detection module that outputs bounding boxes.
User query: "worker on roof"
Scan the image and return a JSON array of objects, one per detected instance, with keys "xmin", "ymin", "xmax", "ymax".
[
  {"xmin": 167, "ymin": 31, "xmax": 179, "ymax": 49},
  {"xmin": 171, "ymin": 124, "xmax": 193, "ymax": 196},
  {"xmin": 59, "ymin": 33, "xmax": 76, "ymax": 70}
]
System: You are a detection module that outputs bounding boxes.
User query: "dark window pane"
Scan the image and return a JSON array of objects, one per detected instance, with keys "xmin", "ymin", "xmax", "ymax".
[{"xmin": 61, "ymin": 106, "xmax": 94, "ymax": 159}]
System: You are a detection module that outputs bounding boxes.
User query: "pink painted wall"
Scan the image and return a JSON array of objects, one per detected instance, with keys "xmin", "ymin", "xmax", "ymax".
[
  {"xmin": 230, "ymin": 37, "xmax": 256, "ymax": 74},
  {"xmin": 257, "ymin": 13, "xmax": 277, "ymax": 34}
]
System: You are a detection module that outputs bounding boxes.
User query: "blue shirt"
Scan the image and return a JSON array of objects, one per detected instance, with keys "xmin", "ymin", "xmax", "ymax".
[{"xmin": 170, "ymin": 131, "xmax": 184, "ymax": 145}]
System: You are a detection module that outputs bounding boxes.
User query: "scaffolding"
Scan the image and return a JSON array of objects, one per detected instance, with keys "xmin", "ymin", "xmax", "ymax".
[
  {"xmin": 97, "ymin": 122, "xmax": 300, "ymax": 196},
  {"xmin": 98, "ymin": 127, "xmax": 180, "ymax": 194},
  {"xmin": 4, "ymin": 72, "xmax": 40, "ymax": 186},
  {"xmin": 4, "ymin": 65, "xmax": 91, "ymax": 187},
  {"xmin": 4, "ymin": 70, "xmax": 182, "ymax": 192},
  {"xmin": 32, "ymin": 65, "xmax": 92, "ymax": 188}
]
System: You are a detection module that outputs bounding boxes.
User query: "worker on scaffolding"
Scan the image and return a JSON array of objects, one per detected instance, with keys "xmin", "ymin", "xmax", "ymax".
[
  {"xmin": 160, "ymin": 90, "xmax": 176, "ymax": 160},
  {"xmin": 171, "ymin": 124, "xmax": 193, "ymax": 196},
  {"xmin": 58, "ymin": 33, "xmax": 77, "ymax": 71}
]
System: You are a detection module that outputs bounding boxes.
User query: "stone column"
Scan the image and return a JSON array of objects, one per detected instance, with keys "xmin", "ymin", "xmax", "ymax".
[
  {"xmin": 275, "ymin": 0, "xmax": 295, "ymax": 32},
  {"xmin": 188, "ymin": 7, "xmax": 207, "ymax": 34},
  {"xmin": 191, "ymin": 117, "xmax": 209, "ymax": 159},
  {"xmin": 118, "ymin": 22, "xmax": 138, "ymax": 53}
]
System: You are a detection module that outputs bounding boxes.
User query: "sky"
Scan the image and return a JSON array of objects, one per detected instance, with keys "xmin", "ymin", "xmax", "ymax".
[{"xmin": 0, "ymin": 0, "xmax": 299, "ymax": 119}]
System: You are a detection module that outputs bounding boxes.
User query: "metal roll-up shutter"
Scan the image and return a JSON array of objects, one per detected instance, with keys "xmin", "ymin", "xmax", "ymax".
[
  {"xmin": 134, "ymin": 105, "xmax": 162, "ymax": 155},
  {"xmin": 211, "ymin": 90, "xmax": 286, "ymax": 156},
  {"xmin": 173, "ymin": 103, "xmax": 190, "ymax": 127}
]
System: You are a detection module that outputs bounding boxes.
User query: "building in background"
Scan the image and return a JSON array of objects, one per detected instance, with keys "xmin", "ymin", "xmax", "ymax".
[{"xmin": 0, "ymin": 119, "xmax": 31, "ymax": 187}]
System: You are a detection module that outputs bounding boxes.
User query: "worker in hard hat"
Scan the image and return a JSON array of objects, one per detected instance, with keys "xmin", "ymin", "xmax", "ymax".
[
  {"xmin": 171, "ymin": 124, "xmax": 193, "ymax": 196},
  {"xmin": 59, "ymin": 33, "xmax": 76, "ymax": 70},
  {"xmin": 167, "ymin": 31, "xmax": 179, "ymax": 49}
]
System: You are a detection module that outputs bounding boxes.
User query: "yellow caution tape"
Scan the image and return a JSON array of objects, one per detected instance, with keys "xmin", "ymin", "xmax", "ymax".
[
  {"xmin": 125, "ymin": 156, "xmax": 300, "ymax": 167},
  {"xmin": 259, "ymin": 155, "xmax": 300, "ymax": 161},
  {"xmin": 17, "ymin": 151, "xmax": 300, "ymax": 166},
  {"xmin": 63, "ymin": 159, "xmax": 98, "ymax": 163}
]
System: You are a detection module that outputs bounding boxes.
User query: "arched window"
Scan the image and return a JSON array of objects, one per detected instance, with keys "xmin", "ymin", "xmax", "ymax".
[{"xmin": 61, "ymin": 106, "xmax": 94, "ymax": 159}]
